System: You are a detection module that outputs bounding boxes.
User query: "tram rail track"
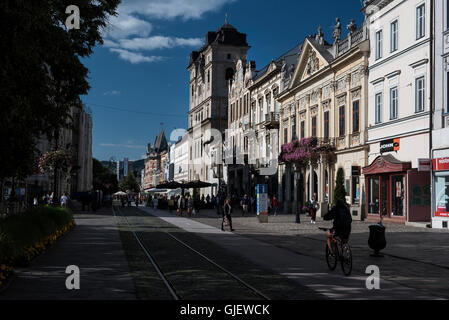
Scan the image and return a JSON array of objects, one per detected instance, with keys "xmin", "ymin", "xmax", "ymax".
[{"xmin": 112, "ymin": 206, "xmax": 270, "ymax": 301}]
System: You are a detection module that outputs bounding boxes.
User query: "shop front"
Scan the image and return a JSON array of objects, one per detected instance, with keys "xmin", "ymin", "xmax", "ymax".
[
  {"xmin": 432, "ymin": 157, "xmax": 449, "ymax": 229},
  {"xmin": 363, "ymin": 155, "xmax": 431, "ymax": 223}
]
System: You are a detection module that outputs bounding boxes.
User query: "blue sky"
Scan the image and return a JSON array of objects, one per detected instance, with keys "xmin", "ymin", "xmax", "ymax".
[{"xmin": 81, "ymin": 0, "xmax": 365, "ymax": 161}]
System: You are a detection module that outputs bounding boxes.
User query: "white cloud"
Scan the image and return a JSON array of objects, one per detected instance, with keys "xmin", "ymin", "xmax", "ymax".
[
  {"xmin": 119, "ymin": 36, "xmax": 203, "ymax": 51},
  {"xmin": 103, "ymin": 13, "xmax": 152, "ymax": 40},
  {"xmin": 103, "ymin": 90, "xmax": 121, "ymax": 96},
  {"xmin": 102, "ymin": 0, "xmax": 235, "ymax": 63},
  {"xmin": 110, "ymin": 49, "xmax": 165, "ymax": 64},
  {"xmin": 103, "ymin": 39, "xmax": 119, "ymax": 48},
  {"xmin": 119, "ymin": 0, "xmax": 237, "ymax": 20}
]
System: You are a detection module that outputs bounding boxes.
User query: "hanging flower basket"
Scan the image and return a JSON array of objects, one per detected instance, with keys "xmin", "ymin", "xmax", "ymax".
[
  {"xmin": 279, "ymin": 137, "xmax": 336, "ymax": 169},
  {"xmin": 38, "ymin": 150, "xmax": 73, "ymax": 174}
]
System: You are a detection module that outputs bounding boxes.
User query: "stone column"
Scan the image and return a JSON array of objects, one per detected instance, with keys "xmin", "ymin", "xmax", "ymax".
[{"xmin": 318, "ymin": 158, "xmax": 328, "ymax": 218}]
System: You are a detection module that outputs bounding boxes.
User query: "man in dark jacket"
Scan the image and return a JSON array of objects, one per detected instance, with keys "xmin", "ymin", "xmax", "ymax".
[
  {"xmin": 323, "ymin": 199, "xmax": 352, "ymax": 253},
  {"xmin": 222, "ymin": 197, "xmax": 234, "ymax": 232}
]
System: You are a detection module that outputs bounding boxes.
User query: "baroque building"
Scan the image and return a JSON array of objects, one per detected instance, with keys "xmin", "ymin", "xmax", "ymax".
[
  {"xmin": 143, "ymin": 130, "xmax": 168, "ymax": 191},
  {"xmin": 187, "ymin": 20, "xmax": 250, "ymax": 196},
  {"xmin": 277, "ymin": 23, "xmax": 369, "ymax": 219}
]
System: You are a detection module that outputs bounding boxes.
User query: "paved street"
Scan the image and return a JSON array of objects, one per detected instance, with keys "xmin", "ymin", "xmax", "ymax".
[
  {"xmin": 0, "ymin": 208, "xmax": 136, "ymax": 300},
  {"xmin": 181, "ymin": 208, "xmax": 449, "ymax": 299},
  {"xmin": 1, "ymin": 205, "xmax": 448, "ymax": 300}
]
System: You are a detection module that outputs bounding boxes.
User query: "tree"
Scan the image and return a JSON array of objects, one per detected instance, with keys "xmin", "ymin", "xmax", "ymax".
[
  {"xmin": 120, "ymin": 173, "xmax": 140, "ymax": 193},
  {"xmin": 333, "ymin": 167, "xmax": 347, "ymax": 206},
  {"xmin": 0, "ymin": 0, "xmax": 120, "ymax": 180},
  {"xmin": 93, "ymin": 158, "xmax": 118, "ymax": 194}
]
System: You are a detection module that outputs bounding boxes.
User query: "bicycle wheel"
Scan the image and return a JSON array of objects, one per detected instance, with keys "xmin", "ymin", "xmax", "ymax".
[
  {"xmin": 341, "ymin": 244, "xmax": 353, "ymax": 276},
  {"xmin": 326, "ymin": 243, "xmax": 338, "ymax": 271}
]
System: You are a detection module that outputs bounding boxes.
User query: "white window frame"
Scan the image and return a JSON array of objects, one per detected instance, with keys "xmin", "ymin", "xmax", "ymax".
[
  {"xmin": 375, "ymin": 29, "xmax": 383, "ymax": 60},
  {"xmin": 416, "ymin": 2, "xmax": 426, "ymax": 40},
  {"xmin": 390, "ymin": 19, "xmax": 398, "ymax": 53},
  {"xmin": 375, "ymin": 92, "xmax": 383, "ymax": 124},
  {"xmin": 390, "ymin": 86, "xmax": 398, "ymax": 120},
  {"xmin": 415, "ymin": 75, "xmax": 426, "ymax": 113}
]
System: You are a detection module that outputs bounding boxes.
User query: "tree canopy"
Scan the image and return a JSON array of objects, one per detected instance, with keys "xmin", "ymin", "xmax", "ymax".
[
  {"xmin": 120, "ymin": 173, "xmax": 140, "ymax": 193},
  {"xmin": 93, "ymin": 158, "xmax": 118, "ymax": 194},
  {"xmin": 0, "ymin": 0, "xmax": 120, "ymax": 179},
  {"xmin": 333, "ymin": 167, "xmax": 347, "ymax": 206}
]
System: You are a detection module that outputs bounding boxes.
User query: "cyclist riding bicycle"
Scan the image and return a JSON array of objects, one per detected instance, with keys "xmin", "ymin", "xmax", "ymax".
[{"xmin": 323, "ymin": 199, "xmax": 352, "ymax": 255}]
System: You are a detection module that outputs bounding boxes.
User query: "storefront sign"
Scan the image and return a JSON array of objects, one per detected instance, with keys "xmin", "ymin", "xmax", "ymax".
[
  {"xmin": 380, "ymin": 138, "xmax": 400, "ymax": 153},
  {"xmin": 418, "ymin": 159, "xmax": 431, "ymax": 172},
  {"xmin": 433, "ymin": 158, "xmax": 449, "ymax": 171}
]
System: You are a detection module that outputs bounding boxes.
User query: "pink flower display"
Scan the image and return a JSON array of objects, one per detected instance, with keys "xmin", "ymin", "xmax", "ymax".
[{"xmin": 279, "ymin": 137, "xmax": 336, "ymax": 168}]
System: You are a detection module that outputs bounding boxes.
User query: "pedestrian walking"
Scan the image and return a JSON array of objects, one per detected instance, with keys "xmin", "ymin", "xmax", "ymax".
[
  {"xmin": 178, "ymin": 195, "xmax": 185, "ymax": 216},
  {"xmin": 60, "ymin": 193, "xmax": 68, "ymax": 208},
  {"xmin": 187, "ymin": 196, "xmax": 193, "ymax": 217},
  {"xmin": 273, "ymin": 195, "xmax": 279, "ymax": 216},
  {"xmin": 241, "ymin": 194, "xmax": 249, "ymax": 216},
  {"xmin": 222, "ymin": 197, "xmax": 234, "ymax": 232},
  {"xmin": 153, "ymin": 196, "xmax": 159, "ymax": 210},
  {"xmin": 310, "ymin": 194, "xmax": 319, "ymax": 224}
]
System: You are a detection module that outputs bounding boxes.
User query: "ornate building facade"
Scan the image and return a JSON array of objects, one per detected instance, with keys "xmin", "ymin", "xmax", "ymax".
[
  {"xmin": 143, "ymin": 130, "xmax": 168, "ymax": 191},
  {"xmin": 278, "ymin": 23, "xmax": 369, "ymax": 219}
]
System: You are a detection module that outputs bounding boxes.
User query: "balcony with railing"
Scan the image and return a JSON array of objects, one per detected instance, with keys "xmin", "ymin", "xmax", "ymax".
[
  {"xmin": 263, "ymin": 112, "xmax": 280, "ymax": 129},
  {"xmin": 336, "ymin": 25, "xmax": 368, "ymax": 57}
]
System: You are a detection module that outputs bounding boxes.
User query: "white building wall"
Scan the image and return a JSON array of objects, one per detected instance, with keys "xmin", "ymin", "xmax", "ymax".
[{"xmin": 366, "ymin": 0, "xmax": 431, "ymax": 165}]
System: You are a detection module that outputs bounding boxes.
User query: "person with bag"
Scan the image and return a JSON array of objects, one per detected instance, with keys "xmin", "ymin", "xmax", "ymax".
[
  {"xmin": 310, "ymin": 194, "xmax": 319, "ymax": 224},
  {"xmin": 222, "ymin": 197, "xmax": 234, "ymax": 232},
  {"xmin": 241, "ymin": 194, "xmax": 249, "ymax": 216},
  {"xmin": 187, "ymin": 196, "xmax": 193, "ymax": 217},
  {"xmin": 177, "ymin": 195, "xmax": 185, "ymax": 216}
]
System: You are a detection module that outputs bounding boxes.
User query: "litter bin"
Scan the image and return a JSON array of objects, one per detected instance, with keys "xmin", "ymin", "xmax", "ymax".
[{"xmin": 368, "ymin": 223, "xmax": 386, "ymax": 257}]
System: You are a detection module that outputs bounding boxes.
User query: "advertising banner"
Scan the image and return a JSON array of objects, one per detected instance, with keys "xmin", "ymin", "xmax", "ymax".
[
  {"xmin": 433, "ymin": 158, "xmax": 449, "ymax": 171},
  {"xmin": 257, "ymin": 184, "xmax": 268, "ymax": 216},
  {"xmin": 380, "ymin": 138, "xmax": 400, "ymax": 153}
]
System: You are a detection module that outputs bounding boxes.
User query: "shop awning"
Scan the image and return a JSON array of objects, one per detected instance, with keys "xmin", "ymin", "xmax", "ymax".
[{"xmin": 363, "ymin": 155, "xmax": 412, "ymax": 175}]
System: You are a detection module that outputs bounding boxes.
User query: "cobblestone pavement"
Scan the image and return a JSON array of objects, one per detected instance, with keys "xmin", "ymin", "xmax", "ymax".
[
  {"xmin": 159, "ymin": 208, "xmax": 449, "ymax": 299},
  {"xmin": 0, "ymin": 207, "xmax": 136, "ymax": 300}
]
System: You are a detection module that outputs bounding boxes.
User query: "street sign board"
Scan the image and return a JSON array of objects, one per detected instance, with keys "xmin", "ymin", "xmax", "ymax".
[
  {"xmin": 257, "ymin": 184, "xmax": 268, "ymax": 223},
  {"xmin": 433, "ymin": 158, "xmax": 449, "ymax": 171}
]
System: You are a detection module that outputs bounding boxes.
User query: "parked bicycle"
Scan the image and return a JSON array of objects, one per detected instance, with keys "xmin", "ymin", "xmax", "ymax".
[{"xmin": 319, "ymin": 227, "xmax": 352, "ymax": 276}]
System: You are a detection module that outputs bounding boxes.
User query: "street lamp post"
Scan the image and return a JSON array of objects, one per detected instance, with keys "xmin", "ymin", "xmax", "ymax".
[{"xmin": 295, "ymin": 170, "xmax": 301, "ymax": 224}]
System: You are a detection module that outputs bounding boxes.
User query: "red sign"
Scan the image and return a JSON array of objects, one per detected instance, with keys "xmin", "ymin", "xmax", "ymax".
[
  {"xmin": 433, "ymin": 158, "xmax": 449, "ymax": 171},
  {"xmin": 435, "ymin": 210, "xmax": 449, "ymax": 218}
]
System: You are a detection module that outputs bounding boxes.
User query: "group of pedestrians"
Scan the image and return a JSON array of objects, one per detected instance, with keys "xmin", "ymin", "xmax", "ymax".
[{"xmin": 32, "ymin": 192, "xmax": 69, "ymax": 208}]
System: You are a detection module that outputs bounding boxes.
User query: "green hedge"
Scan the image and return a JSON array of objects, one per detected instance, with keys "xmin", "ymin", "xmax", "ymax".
[{"xmin": 0, "ymin": 206, "xmax": 74, "ymax": 264}]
